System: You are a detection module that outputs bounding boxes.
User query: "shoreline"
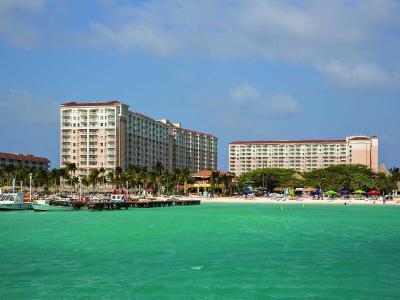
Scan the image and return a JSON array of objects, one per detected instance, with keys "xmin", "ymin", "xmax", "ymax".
[{"xmin": 186, "ymin": 197, "xmax": 400, "ymax": 206}]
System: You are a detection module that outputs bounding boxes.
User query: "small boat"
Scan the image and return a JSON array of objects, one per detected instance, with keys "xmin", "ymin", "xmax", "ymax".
[
  {"xmin": 109, "ymin": 194, "xmax": 126, "ymax": 203},
  {"xmin": 32, "ymin": 199, "xmax": 74, "ymax": 211},
  {"xmin": 0, "ymin": 193, "xmax": 33, "ymax": 210}
]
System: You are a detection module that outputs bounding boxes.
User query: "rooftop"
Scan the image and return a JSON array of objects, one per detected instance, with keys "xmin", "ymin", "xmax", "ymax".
[
  {"xmin": 230, "ymin": 139, "xmax": 347, "ymax": 145},
  {"xmin": 0, "ymin": 152, "xmax": 50, "ymax": 163},
  {"xmin": 60, "ymin": 100, "xmax": 216, "ymax": 138},
  {"xmin": 348, "ymin": 136, "xmax": 375, "ymax": 141},
  {"xmin": 60, "ymin": 100, "xmax": 121, "ymax": 107},
  {"xmin": 191, "ymin": 169, "xmax": 231, "ymax": 178}
]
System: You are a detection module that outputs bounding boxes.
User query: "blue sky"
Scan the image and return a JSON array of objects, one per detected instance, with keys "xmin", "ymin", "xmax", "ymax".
[{"xmin": 0, "ymin": 0, "xmax": 399, "ymax": 170}]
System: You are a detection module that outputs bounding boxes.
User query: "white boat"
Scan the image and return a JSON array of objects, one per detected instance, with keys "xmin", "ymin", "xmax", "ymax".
[
  {"xmin": 109, "ymin": 194, "xmax": 126, "ymax": 203},
  {"xmin": 0, "ymin": 193, "xmax": 33, "ymax": 210},
  {"xmin": 32, "ymin": 199, "xmax": 74, "ymax": 211}
]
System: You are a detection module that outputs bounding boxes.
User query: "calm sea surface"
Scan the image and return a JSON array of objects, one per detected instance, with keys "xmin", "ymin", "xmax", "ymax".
[{"xmin": 1, "ymin": 204, "xmax": 399, "ymax": 299}]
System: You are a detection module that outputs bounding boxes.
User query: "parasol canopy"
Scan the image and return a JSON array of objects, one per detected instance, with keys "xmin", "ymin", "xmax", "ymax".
[
  {"xmin": 340, "ymin": 189, "xmax": 351, "ymax": 195},
  {"xmin": 304, "ymin": 187, "xmax": 318, "ymax": 192},
  {"xmin": 353, "ymin": 189, "xmax": 366, "ymax": 194},
  {"xmin": 310, "ymin": 189, "xmax": 322, "ymax": 196},
  {"xmin": 368, "ymin": 189, "xmax": 380, "ymax": 195},
  {"xmin": 325, "ymin": 190, "xmax": 337, "ymax": 195}
]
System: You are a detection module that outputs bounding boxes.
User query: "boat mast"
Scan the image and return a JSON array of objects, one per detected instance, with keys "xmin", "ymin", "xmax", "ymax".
[{"xmin": 29, "ymin": 173, "xmax": 32, "ymax": 202}]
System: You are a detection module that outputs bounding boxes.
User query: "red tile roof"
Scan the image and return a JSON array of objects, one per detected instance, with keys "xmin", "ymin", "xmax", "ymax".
[
  {"xmin": 191, "ymin": 169, "xmax": 229, "ymax": 178},
  {"xmin": 230, "ymin": 140, "xmax": 346, "ymax": 145},
  {"xmin": 0, "ymin": 152, "xmax": 50, "ymax": 163},
  {"xmin": 60, "ymin": 100, "xmax": 121, "ymax": 107},
  {"xmin": 348, "ymin": 137, "xmax": 371, "ymax": 141}
]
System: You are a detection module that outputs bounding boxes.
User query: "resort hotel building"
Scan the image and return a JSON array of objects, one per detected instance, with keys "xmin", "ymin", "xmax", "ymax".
[
  {"xmin": 0, "ymin": 152, "xmax": 50, "ymax": 170},
  {"xmin": 59, "ymin": 101, "xmax": 217, "ymax": 177},
  {"xmin": 229, "ymin": 136, "xmax": 378, "ymax": 175}
]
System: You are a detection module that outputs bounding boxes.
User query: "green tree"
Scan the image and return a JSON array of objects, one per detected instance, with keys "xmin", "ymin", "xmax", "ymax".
[
  {"xmin": 238, "ymin": 168, "xmax": 300, "ymax": 192},
  {"xmin": 88, "ymin": 169, "xmax": 100, "ymax": 188},
  {"xmin": 389, "ymin": 167, "xmax": 400, "ymax": 186},
  {"xmin": 99, "ymin": 167, "xmax": 106, "ymax": 186}
]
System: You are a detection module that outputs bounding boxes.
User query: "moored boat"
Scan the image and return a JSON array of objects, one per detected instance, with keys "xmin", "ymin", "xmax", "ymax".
[
  {"xmin": 0, "ymin": 193, "xmax": 33, "ymax": 210},
  {"xmin": 32, "ymin": 199, "xmax": 74, "ymax": 211},
  {"xmin": 109, "ymin": 194, "xmax": 126, "ymax": 203}
]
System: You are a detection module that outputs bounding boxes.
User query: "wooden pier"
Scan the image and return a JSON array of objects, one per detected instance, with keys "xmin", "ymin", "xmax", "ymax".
[
  {"xmin": 84, "ymin": 199, "xmax": 201, "ymax": 211},
  {"xmin": 87, "ymin": 202, "xmax": 130, "ymax": 211}
]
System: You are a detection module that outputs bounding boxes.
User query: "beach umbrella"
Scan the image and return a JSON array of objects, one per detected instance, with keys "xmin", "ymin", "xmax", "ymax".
[
  {"xmin": 310, "ymin": 189, "xmax": 322, "ymax": 196},
  {"xmin": 353, "ymin": 189, "xmax": 366, "ymax": 194},
  {"xmin": 340, "ymin": 189, "xmax": 351, "ymax": 195},
  {"xmin": 304, "ymin": 186, "xmax": 317, "ymax": 192},
  {"xmin": 368, "ymin": 189, "xmax": 380, "ymax": 195},
  {"xmin": 325, "ymin": 190, "xmax": 337, "ymax": 196}
]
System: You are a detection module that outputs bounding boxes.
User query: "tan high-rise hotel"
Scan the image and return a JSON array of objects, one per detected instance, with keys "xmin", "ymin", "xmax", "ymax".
[
  {"xmin": 60, "ymin": 101, "xmax": 217, "ymax": 176},
  {"xmin": 229, "ymin": 136, "xmax": 378, "ymax": 175}
]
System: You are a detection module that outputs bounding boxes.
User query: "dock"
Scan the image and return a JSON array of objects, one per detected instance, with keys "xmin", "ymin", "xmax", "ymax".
[{"xmin": 82, "ymin": 199, "xmax": 201, "ymax": 211}]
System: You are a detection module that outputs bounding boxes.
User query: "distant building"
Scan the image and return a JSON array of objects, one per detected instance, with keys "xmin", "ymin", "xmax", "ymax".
[
  {"xmin": 229, "ymin": 136, "xmax": 379, "ymax": 175},
  {"xmin": 378, "ymin": 162, "xmax": 390, "ymax": 176},
  {"xmin": 184, "ymin": 169, "xmax": 234, "ymax": 195},
  {"xmin": 59, "ymin": 100, "xmax": 217, "ymax": 177},
  {"xmin": 0, "ymin": 152, "xmax": 50, "ymax": 170}
]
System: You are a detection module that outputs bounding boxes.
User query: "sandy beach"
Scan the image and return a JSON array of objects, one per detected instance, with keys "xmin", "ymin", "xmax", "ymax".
[{"xmin": 186, "ymin": 196, "xmax": 400, "ymax": 206}]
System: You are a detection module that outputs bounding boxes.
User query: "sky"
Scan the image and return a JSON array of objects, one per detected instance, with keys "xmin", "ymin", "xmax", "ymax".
[{"xmin": 0, "ymin": 0, "xmax": 399, "ymax": 170}]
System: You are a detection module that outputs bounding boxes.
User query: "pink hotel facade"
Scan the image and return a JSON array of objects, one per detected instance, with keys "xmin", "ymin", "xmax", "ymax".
[
  {"xmin": 229, "ymin": 136, "xmax": 379, "ymax": 175},
  {"xmin": 59, "ymin": 101, "xmax": 217, "ymax": 176}
]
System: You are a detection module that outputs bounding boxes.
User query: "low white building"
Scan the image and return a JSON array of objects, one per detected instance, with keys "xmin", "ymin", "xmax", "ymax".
[{"xmin": 229, "ymin": 136, "xmax": 378, "ymax": 175}]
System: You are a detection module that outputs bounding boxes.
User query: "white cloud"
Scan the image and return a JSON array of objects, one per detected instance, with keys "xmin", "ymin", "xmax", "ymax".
[
  {"xmin": 317, "ymin": 61, "xmax": 399, "ymax": 88},
  {"xmin": 0, "ymin": 89, "xmax": 58, "ymax": 125},
  {"xmin": 0, "ymin": 0, "xmax": 46, "ymax": 46},
  {"xmin": 229, "ymin": 84, "xmax": 261, "ymax": 105},
  {"xmin": 85, "ymin": 0, "xmax": 400, "ymax": 88},
  {"xmin": 266, "ymin": 95, "xmax": 302, "ymax": 115},
  {"xmin": 227, "ymin": 84, "xmax": 301, "ymax": 116},
  {"xmin": 90, "ymin": 22, "xmax": 178, "ymax": 56},
  {"xmin": 1, "ymin": 0, "xmax": 399, "ymax": 89}
]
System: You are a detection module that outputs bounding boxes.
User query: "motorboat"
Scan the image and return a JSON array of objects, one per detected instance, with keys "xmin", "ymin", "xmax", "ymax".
[
  {"xmin": 109, "ymin": 194, "xmax": 126, "ymax": 203},
  {"xmin": 0, "ymin": 193, "xmax": 33, "ymax": 210},
  {"xmin": 32, "ymin": 199, "xmax": 74, "ymax": 211}
]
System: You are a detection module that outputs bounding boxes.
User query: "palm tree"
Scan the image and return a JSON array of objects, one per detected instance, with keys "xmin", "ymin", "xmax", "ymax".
[
  {"xmin": 153, "ymin": 162, "xmax": 165, "ymax": 195},
  {"xmin": 389, "ymin": 167, "xmax": 400, "ymax": 190},
  {"xmin": 89, "ymin": 169, "xmax": 100, "ymax": 188},
  {"xmin": 114, "ymin": 167, "xmax": 122, "ymax": 188},
  {"xmin": 58, "ymin": 167, "xmax": 70, "ymax": 188},
  {"xmin": 210, "ymin": 171, "xmax": 220, "ymax": 197},
  {"xmin": 389, "ymin": 167, "xmax": 400, "ymax": 181},
  {"xmin": 0, "ymin": 166, "xmax": 5, "ymax": 187},
  {"xmin": 49, "ymin": 168, "xmax": 60, "ymax": 187},
  {"xmin": 81, "ymin": 177, "xmax": 89, "ymax": 188},
  {"xmin": 65, "ymin": 163, "xmax": 77, "ymax": 186},
  {"xmin": 99, "ymin": 167, "xmax": 106, "ymax": 186},
  {"xmin": 107, "ymin": 171, "xmax": 114, "ymax": 186}
]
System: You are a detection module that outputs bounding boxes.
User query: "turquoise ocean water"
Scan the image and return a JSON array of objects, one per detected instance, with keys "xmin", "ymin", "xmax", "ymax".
[{"xmin": 0, "ymin": 204, "xmax": 399, "ymax": 299}]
